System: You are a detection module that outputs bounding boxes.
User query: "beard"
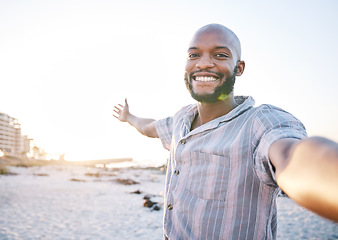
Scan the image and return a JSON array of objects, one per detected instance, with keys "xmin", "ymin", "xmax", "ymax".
[{"xmin": 185, "ymin": 66, "xmax": 238, "ymax": 103}]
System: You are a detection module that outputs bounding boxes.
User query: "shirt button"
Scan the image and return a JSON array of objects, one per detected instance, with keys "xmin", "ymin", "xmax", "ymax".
[
  {"xmin": 174, "ymin": 170, "xmax": 180, "ymax": 175},
  {"xmin": 168, "ymin": 204, "xmax": 173, "ymax": 210},
  {"xmin": 181, "ymin": 139, "xmax": 186, "ymax": 145}
]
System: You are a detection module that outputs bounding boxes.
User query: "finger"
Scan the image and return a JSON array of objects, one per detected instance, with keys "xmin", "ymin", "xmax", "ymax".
[
  {"xmin": 113, "ymin": 103, "xmax": 123, "ymax": 108},
  {"xmin": 113, "ymin": 109, "xmax": 120, "ymax": 114}
]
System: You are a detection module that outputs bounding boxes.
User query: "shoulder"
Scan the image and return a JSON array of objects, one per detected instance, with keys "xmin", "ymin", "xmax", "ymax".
[
  {"xmin": 249, "ymin": 104, "xmax": 306, "ymax": 140},
  {"xmin": 172, "ymin": 104, "xmax": 196, "ymax": 119},
  {"xmin": 156, "ymin": 104, "xmax": 195, "ymax": 128},
  {"xmin": 256, "ymin": 104, "xmax": 291, "ymax": 115},
  {"xmin": 177, "ymin": 104, "xmax": 196, "ymax": 113},
  {"xmin": 253, "ymin": 104, "xmax": 302, "ymax": 125}
]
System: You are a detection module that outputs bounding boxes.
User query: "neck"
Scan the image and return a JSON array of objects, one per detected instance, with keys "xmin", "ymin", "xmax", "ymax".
[{"xmin": 192, "ymin": 95, "xmax": 238, "ymax": 130}]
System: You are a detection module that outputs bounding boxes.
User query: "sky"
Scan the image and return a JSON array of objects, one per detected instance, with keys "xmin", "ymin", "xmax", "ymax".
[{"xmin": 1, "ymin": 0, "xmax": 338, "ymax": 164}]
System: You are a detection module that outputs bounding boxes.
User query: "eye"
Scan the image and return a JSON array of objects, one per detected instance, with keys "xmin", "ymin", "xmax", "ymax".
[
  {"xmin": 188, "ymin": 53, "xmax": 199, "ymax": 59},
  {"xmin": 215, "ymin": 53, "xmax": 229, "ymax": 58}
]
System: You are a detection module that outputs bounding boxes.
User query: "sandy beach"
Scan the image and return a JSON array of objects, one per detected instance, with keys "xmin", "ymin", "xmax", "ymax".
[{"xmin": 0, "ymin": 165, "xmax": 337, "ymax": 240}]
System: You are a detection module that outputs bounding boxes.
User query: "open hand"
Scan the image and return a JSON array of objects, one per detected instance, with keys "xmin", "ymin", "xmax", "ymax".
[{"xmin": 113, "ymin": 98, "xmax": 130, "ymax": 122}]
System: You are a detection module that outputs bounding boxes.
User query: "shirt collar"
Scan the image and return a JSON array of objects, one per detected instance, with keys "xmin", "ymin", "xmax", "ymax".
[
  {"xmin": 221, "ymin": 96, "xmax": 255, "ymax": 122},
  {"xmin": 183, "ymin": 96, "xmax": 255, "ymax": 136}
]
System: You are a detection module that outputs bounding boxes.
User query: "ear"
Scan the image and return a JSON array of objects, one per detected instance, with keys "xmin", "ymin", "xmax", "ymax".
[{"xmin": 235, "ymin": 60, "xmax": 245, "ymax": 76}]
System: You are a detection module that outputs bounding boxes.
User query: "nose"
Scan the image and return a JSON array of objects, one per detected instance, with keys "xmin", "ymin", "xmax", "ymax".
[{"xmin": 195, "ymin": 55, "xmax": 214, "ymax": 69}]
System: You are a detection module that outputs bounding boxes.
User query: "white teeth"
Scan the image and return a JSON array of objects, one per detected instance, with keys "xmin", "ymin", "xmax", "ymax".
[{"xmin": 195, "ymin": 76, "xmax": 218, "ymax": 82}]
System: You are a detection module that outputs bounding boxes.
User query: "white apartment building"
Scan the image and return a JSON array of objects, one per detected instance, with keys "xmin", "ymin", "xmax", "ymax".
[
  {"xmin": 0, "ymin": 112, "xmax": 64, "ymax": 160},
  {"xmin": 0, "ymin": 112, "xmax": 27, "ymax": 157}
]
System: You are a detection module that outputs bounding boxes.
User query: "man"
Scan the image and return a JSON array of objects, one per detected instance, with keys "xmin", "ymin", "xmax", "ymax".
[{"xmin": 114, "ymin": 24, "xmax": 338, "ymax": 239}]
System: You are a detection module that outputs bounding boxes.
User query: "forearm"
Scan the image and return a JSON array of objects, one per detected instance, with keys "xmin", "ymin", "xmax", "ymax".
[
  {"xmin": 276, "ymin": 137, "xmax": 338, "ymax": 222},
  {"xmin": 126, "ymin": 114, "xmax": 158, "ymax": 138}
]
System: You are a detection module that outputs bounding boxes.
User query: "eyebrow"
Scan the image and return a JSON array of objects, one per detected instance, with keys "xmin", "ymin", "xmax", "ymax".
[
  {"xmin": 215, "ymin": 46, "xmax": 230, "ymax": 50},
  {"xmin": 188, "ymin": 46, "xmax": 231, "ymax": 51},
  {"xmin": 188, "ymin": 47, "xmax": 198, "ymax": 51}
]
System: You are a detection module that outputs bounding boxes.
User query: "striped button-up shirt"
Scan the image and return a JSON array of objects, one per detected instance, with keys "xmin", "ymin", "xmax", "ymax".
[{"xmin": 155, "ymin": 96, "xmax": 307, "ymax": 240}]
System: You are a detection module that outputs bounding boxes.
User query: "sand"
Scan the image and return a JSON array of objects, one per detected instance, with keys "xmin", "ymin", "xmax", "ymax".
[{"xmin": 0, "ymin": 165, "xmax": 337, "ymax": 240}]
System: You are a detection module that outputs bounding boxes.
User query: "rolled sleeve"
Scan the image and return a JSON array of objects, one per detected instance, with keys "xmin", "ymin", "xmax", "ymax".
[{"xmin": 155, "ymin": 117, "xmax": 173, "ymax": 151}]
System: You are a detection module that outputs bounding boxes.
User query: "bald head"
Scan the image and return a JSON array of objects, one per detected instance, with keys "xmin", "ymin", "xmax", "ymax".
[
  {"xmin": 190, "ymin": 24, "xmax": 242, "ymax": 62},
  {"xmin": 185, "ymin": 23, "xmax": 246, "ymax": 102}
]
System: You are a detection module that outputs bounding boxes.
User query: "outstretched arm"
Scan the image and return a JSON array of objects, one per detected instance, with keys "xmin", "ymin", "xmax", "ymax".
[
  {"xmin": 269, "ymin": 137, "xmax": 338, "ymax": 222},
  {"xmin": 113, "ymin": 98, "xmax": 158, "ymax": 138}
]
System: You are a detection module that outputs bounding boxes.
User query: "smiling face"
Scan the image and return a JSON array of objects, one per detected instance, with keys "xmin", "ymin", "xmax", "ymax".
[{"xmin": 185, "ymin": 24, "xmax": 245, "ymax": 103}]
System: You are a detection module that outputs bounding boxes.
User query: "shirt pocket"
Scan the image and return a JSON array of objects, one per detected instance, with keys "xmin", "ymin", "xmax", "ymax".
[{"xmin": 186, "ymin": 151, "xmax": 230, "ymax": 201}]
